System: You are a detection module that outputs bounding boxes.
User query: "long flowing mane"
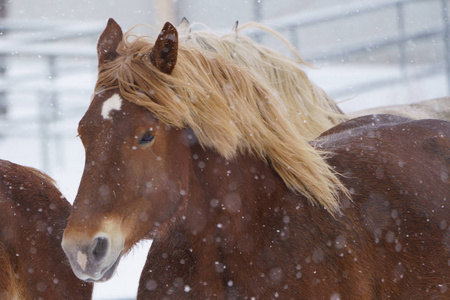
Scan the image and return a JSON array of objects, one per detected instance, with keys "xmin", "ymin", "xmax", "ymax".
[
  {"xmin": 178, "ymin": 21, "xmax": 347, "ymax": 140},
  {"xmin": 95, "ymin": 29, "xmax": 349, "ymax": 212}
]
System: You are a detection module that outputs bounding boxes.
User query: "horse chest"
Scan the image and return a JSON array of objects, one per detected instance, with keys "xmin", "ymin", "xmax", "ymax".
[{"xmin": 185, "ymin": 215, "xmax": 355, "ymax": 298}]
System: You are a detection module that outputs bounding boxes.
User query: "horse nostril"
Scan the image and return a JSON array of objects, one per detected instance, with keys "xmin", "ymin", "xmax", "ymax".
[{"xmin": 91, "ymin": 236, "xmax": 109, "ymax": 262}]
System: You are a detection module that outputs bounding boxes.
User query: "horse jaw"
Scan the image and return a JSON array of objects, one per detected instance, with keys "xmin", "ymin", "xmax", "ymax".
[{"xmin": 61, "ymin": 219, "xmax": 125, "ymax": 282}]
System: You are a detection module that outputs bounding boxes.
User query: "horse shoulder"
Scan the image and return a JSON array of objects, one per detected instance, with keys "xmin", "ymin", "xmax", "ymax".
[
  {"xmin": 318, "ymin": 117, "xmax": 449, "ymax": 203},
  {"xmin": 316, "ymin": 116, "xmax": 450, "ymax": 242},
  {"xmin": 313, "ymin": 117, "xmax": 449, "ymax": 297}
]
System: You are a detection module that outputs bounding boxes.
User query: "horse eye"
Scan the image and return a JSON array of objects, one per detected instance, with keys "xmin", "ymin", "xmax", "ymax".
[{"xmin": 138, "ymin": 132, "xmax": 155, "ymax": 145}]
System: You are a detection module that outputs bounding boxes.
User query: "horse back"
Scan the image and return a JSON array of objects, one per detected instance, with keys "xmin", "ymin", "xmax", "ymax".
[
  {"xmin": 318, "ymin": 114, "xmax": 449, "ymax": 223},
  {"xmin": 0, "ymin": 159, "xmax": 70, "ymax": 246},
  {"xmin": 316, "ymin": 115, "xmax": 449, "ymax": 298},
  {"xmin": 318, "ymin": 115, "xmax": 449, "ymax": 201}
]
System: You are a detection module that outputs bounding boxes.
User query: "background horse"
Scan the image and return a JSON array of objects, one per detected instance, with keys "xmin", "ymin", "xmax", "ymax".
[
  {"xmin": 0, "ymin": 159, "xmax": 93, "ymax": 299},
  {"xmin": 178, "ymin": 19, "xmax": 450, "ymax": 134},
  {"xmin": 62, "ymin": 19, "xmax": 449, "ymax": 299},
  {"xmin": 353, "ymin": 96, "xmax": 450, "ymax": 120}
]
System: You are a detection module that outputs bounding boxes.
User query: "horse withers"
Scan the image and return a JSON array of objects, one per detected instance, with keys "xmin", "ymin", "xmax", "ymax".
[
  {"xmin": 0, "ymin": 159, "xmax": 93, "ymax": 299},
  {"xmin": 62, "ymin": 19, "xmax": 449, "ymax": 299}
]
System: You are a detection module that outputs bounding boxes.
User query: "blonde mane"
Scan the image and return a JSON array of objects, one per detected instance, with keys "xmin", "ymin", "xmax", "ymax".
[
  {"xmin": 178, "ymin": 21, "xmax": 347, "ymax": 140},
  {"xmin": 95, "ymin": 29, "xmax": 349, "ymax": 212}
]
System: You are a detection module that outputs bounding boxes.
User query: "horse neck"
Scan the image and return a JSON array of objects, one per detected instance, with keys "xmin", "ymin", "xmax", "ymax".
[{"xmin": 177, "ymin": 142, "xmax": 303, "ymax": 247}]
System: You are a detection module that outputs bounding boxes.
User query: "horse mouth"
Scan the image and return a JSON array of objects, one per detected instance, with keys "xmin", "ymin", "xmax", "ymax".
[{"xmin": 86, "ymin": 254, "xmax": 122, "ymax": 282}]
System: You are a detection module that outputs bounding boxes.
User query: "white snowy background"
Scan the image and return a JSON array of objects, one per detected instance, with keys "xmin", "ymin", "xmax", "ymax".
[{"xmin": 0, "ymin": 0, "xmax": 448, "ymax": 299}]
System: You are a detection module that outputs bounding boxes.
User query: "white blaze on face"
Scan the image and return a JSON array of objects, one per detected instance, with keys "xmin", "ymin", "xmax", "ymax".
[
  {"xmin": 77, "ymin": 250, "xmax": 88, "ymax": 271},
  {"xmin": 101, "ymin": 94, "xmax": 123, "ymax": 120}
]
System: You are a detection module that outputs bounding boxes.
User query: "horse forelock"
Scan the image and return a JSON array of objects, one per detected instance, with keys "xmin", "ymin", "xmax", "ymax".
[{"xmin": 94, "ymin": 30, "xmax": 349, "ymax": 213}]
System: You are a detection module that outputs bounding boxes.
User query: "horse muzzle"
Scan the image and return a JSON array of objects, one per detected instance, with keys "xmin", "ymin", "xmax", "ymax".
[{"xmin": 61, "ymin": 232, "xmax": 124, "ymax": 282}]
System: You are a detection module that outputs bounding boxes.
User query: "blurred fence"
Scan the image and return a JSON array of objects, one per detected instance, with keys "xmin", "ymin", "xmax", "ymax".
[
  {"xmin": 0, "ymin": 19, "xmax": 103, "ymax": 171},
  {"xmin": 0, "ymin": 0, "xmax": 449, "ymax": 173},
  {"xmin": 249, "ymin": 0, "xmax": 450, "ymax": 97}
]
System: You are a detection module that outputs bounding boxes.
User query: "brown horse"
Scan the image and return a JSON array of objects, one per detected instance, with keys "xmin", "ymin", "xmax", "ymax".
[
  {"xmin": 62, "ymin": 19, "xmax": 449, "ymax": 299},
  {"xmin": 0, "ymin": 159, "xmax": 93, "ymax": 299}
]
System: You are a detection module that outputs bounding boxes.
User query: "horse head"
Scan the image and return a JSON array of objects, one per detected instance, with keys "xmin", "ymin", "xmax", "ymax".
[{"xmin": 61, "ymin": 19, "xmax": 189, "ymax": 282}]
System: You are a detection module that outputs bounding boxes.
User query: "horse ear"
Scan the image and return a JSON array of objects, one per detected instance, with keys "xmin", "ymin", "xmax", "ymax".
[
  {"xmin": 178, "ymin": 17, "xmax": 191, "ymax": 36},
  {"xmin": 149, "ymin": 22, "xmax": 178, "ymax": 75},
  {"xmin": 97, "ymin": 18, "xmax": 123, "ymax": 66},
  {"xmin": 232, "ymin": 21, "xmax": 239, "ymax": 33},
  {"xmin": 232, "ymin": 21, "xmax": 239, "ymax": 39}
]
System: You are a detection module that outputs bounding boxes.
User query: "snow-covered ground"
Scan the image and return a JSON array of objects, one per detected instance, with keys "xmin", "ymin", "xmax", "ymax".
[{"xmin": 0, "ymin": 58, "xmax": 448, "ymax": 299}]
